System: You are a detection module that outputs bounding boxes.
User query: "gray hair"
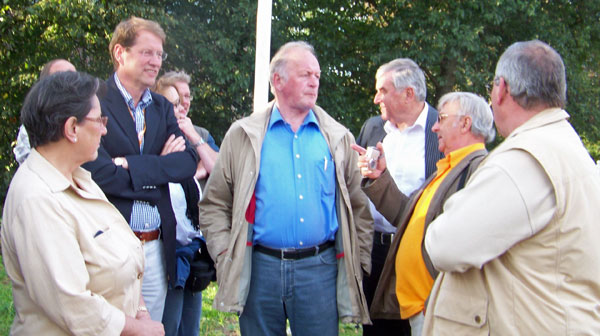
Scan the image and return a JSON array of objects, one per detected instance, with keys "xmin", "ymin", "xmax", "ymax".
[
  {"xmin": 495, "ymin": 40, "xmax": 566, "ymax": 109},
  {"xmin": 158, "ymin": 70, "xmax": 191, "ymax": 85},
  {"xmin": 376, "ymin": 58, "xmax": 427, "ymax": 101},
  {"xmin": 437, "ymin": 92, "xmax": 496, "ymax": 143},
  {"xmin": 21, "ymin": 71, "xmax": 102, "ymax": 147},
  {"xmin": 269, "ymin": 41, "xmax": 317, "ymax": 95}
]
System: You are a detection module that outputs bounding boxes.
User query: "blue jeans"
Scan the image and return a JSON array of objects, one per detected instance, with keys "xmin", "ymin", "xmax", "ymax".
[
  {"xmin": 162, "ymin": 287, "xmax": 202, "ymax": 336},
  {"xmin": 239, "ymin": 247, "xmax": 338, "ymax": 336}
]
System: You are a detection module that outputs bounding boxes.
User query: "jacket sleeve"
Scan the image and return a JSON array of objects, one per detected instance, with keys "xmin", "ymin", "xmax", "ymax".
[
  {"xmin": 343, "ymin": 134, "xmax": 374, "ymax": 274},
  {"xmin": 198, "ymin": 126, "xmax": 237, "ymax": 261},
  {"xmin": 361, "ymin": 169, "xmax": 411, "ymax": 226},
  {"xmin": 425, "ymin": 150, "xmax": 555, "ymax": 272}
]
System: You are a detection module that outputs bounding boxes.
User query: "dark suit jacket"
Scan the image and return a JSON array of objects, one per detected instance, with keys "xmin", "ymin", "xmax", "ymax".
[
  {"xmin": 356, "ymin": 104, "xmax": 443, "ymax": 180},
  {"xmin": 362, "ymin": 148, "xmax": 487, "ymax": 320},
  {"xmin": 83, "ymin": 74, "xmax": 199, "ymax": 285}
]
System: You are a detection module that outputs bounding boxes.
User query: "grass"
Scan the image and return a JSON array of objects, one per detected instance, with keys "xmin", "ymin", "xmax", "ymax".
[
  {"xmin": 0, "ymin": 256, "xmax": 14, "ymax": 335},
  {"xmin": 0, "ymin": 258, "xmax": 362, "ymax": 335}
]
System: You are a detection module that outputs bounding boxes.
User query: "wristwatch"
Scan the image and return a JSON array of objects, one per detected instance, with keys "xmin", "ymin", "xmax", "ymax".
[
  {"xmin": 114, "ymin": 157, "xmax": 125, "ymax": 166},
  {"xmin": 193, "ymin": 138, "xmax": 206, "ymax": 147}
]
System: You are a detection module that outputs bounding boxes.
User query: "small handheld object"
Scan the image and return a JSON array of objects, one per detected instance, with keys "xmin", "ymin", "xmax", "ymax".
[{"xmin": 365, "ymin": 146, "xmax": 380, "ymax": 170}]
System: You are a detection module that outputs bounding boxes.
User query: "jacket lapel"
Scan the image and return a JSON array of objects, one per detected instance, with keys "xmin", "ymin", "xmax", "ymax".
[{"xmin": 104, "ymin": 76, "xmax": 141, "ymax": 153}]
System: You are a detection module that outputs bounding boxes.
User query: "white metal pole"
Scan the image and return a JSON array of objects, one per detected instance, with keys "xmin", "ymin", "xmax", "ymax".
[{"xmin": 253, "ymin": 0, "xmax": 272, "ymax": 114}]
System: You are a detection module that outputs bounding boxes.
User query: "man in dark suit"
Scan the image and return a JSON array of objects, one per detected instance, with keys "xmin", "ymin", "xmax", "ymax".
[
  {"xmin": 83, "ymin": 17, "xmax": 198, "ymax": 322},
  {"xmin": 356, "ymin": 92, "xmax": 495, "ymax": 336},
  {"xmin": 357, "ymin": 58, "xmax": 443, "ymax": 335}
]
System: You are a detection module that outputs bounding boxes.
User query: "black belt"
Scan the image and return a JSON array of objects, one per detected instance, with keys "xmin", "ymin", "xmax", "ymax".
[
  {"xmin": 374, "ymin": 231, "xmax": 394, "ymax": 245},
  {"xmin": 254, "ymin": 241, "xmax": 334, "ymax": 260}
]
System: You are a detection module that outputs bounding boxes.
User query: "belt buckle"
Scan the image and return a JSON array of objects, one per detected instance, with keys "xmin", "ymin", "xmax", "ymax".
[
  {"xmin": 313, "ymin": 244, "xmax": 320, "ymax": 256},
  {"xmin": 281, "ymin": 247, "xmax": 294, "ymax": 260}
]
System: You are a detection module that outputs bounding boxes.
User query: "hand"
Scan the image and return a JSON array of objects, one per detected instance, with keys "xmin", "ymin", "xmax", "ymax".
[
  {"xmin": 160, "ymin": 134, "xmax": 186, "ymax": 156},
  {"xmin": 136, "ymin": 319, "xmax": 164, "ymax": 336},
  {"xmin": 177, "ymin": 117, "xmax": 198, "ymax": 142},
  {"xmin": 121, "ymin": 316, "xmax": 164, "ymax": 336},
  {"xmin": 112, "ymin": 157, "xmax": 129, "ymax": 170},
  {"xmin": 351, "ymin": 142, "xmax": 386, "ymax": 179},
  {"xmin": 195, "ymin": 161, "xmax": 208, "ymax": 180}
]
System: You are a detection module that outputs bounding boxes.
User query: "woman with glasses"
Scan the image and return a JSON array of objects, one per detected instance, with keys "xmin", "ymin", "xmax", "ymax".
[
  {"xmin": 153, "ymin": 80, "xmax": 217, "ymax": 336},
  {"xmin": 1, "ymin": 71, "xmax": 164, "ymax": 335}
]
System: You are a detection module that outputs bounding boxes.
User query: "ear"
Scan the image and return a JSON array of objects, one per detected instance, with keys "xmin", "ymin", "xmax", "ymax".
[
  {"xmin": 461, "ymin": 115, "xmax": 473, "ymax": 133},
  {"xmin": 404, "ymin": 86, "xmax": 415, "ymax": 100},
  {"xmin": 272, "ymin": 73, "xmax": 285, "ymax": 92},
  {"xmin": 113, "ymin": 44, "xmax": 126, "ymax": 67},
  {"xmin": 495, "ymin": 77, "xmax": 509, "ymax": 105},
  {"xmin": 63, "ymin": 116, "xmax": 79, "ymax": 143}
]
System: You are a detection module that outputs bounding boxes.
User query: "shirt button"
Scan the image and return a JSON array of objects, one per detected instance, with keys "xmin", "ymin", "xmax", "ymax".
[
  {"xmin": 299, "ymin": 194, "xmax": 303, "ymax": 200},
  {"xmin": 296, "ymin": 154, "xmax": 300, "ymax": 159},
  {"xmin": 137, "ymin": 273, "xmax": 143, "ymax": 279},
  {"xmin": 294, "ymin": 135, "xmax": 298, "ymax": 139},
  {"xmin": 297, "ymin": 174, "xmax": 302, "ymax": 179},
  {"xmin": 474, "ymin": 315, "xmax": 481, "ymax": 324},
  {"xmin": 299, "ymin": 241, "xmax": 303, "ymax": 246},
  {"xmin": 300, "ymin": 218, "xmax": 304, "ymax": 223},
  {"xmin": 144, "ymin": 223, "xmax": 149, "ymax": 228}
]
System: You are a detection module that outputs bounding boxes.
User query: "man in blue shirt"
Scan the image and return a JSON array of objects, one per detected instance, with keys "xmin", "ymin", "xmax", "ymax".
[{"xmin": 199, "ymin": 41, "xmax": 373, "ymax": 335}]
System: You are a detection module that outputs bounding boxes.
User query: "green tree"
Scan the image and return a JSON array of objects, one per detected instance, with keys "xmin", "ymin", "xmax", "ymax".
[{"xmin": 1, "ymin": 0, "xmax": 599, "ymax": 208}]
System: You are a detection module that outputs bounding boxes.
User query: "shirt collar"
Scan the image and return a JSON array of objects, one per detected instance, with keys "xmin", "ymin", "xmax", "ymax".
[
  {"xmin": 383, "ymin": 102, "xmax": 429, "ymax": 134},
  {"xmin": 435, "ymin": 142, "xmax": 485, "ymax": 176},
  {"xmin": 113, "ymin": 73, "xmax": 153, "ymax": 111},
  {"xmin": 269, "ymin": 105, "xmax": 320, "ymax": 130},
  {"xmin": 26, "ymin": 149, "xmax": 100, "ymax": 199}
]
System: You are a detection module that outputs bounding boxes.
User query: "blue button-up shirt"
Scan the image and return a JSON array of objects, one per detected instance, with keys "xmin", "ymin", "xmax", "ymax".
[{"xmin": 253, "ymin": 106, "xmax": 338, "ymax": 249}]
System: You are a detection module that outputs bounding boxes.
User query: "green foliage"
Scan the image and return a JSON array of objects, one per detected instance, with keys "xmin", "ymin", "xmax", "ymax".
[
  {"xmin": 0, "ymin": 255, "xmax": 14, "ymax": 335},
  {"xmin": 1, "ymin": 0, "xmax": 599, "ymax": 208}
]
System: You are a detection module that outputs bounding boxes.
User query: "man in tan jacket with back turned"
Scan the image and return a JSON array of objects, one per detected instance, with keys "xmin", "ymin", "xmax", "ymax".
[{"xmin": 423, "ymin": 40, "xmax": 600, "ymax": 335}]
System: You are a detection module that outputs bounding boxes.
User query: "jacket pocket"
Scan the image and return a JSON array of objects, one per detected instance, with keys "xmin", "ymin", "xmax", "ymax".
[{"xmin": 433, "ymin": 285, "xmax": 488, "ymax": 329}]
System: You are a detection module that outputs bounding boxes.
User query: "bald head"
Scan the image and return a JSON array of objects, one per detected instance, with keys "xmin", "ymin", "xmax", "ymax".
[{"xmin": 40, "ymin": 59, "xmax": 76, "ymax": 79}]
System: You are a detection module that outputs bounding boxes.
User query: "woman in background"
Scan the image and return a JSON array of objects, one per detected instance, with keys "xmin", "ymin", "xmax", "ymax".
[
  {"xmin": 1, "ymin": 71, "xmax": 163, "ymax": 335},
  {"xmin": 153, "ymin": 81, "xmax": 216, "ymax": 336}
]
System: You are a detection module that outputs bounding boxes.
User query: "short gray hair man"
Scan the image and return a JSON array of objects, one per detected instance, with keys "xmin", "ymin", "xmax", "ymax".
[
  {"xmin": 376, "ymin": 58, "xmax": 427, "ymax": 102},
  {"xmin": 437, "ymin": 92, "xmax": 496, "ymax": 143}
]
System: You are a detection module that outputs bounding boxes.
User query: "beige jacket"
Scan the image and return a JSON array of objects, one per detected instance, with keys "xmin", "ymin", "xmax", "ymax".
[
  {"xmin": 2, "ymin": 149, "xmax": 144, "ymax": 335},
  {"xmin": 423, "ymin": 108, "xmax": 600, "ymax": 335},
  {"xmin": 199, "ymin": 102, "xmax": 373, "ymax": 324}
]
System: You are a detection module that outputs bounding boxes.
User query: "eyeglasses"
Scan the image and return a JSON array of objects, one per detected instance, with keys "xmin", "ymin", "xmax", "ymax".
[
  {"xmin": 85, "ymin": 116, "xmax": 108, "ymax": 127},
  {"xmin": 437, "ymin": 113, "xmax": 463, "ymax": 123},
  {"xmin": 182, "ymin": 94, "xmax": 193, "ymax": 102},
  {"xmin": 128, "ymin": 48, "xmax": 167, "ymax": 61}
]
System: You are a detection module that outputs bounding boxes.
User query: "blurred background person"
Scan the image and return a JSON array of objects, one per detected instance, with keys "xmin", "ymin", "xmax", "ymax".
[
  {"xmin": 154, "ymin": 73, "xmax": 218, "ymax": 180},
  {"xmin": 152, "ymin": 81, "xmax": 217, "ymax": 336},
  {"xmin": 1, "ymin": 71, "xmax": 164, "ymax": 335},
  {"xmin": 155, "ymin": 70, "xmax": 218, "ymax": 180},
  {"xmin": 13, "ymin": 58, "xmax": 76, "ymax": 165}
]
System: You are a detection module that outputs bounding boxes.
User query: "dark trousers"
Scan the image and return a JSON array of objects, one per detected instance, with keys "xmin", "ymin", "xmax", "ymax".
[{"xmin": 362, "ymin": 232, "xmax": 411, "ymax": 336}]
